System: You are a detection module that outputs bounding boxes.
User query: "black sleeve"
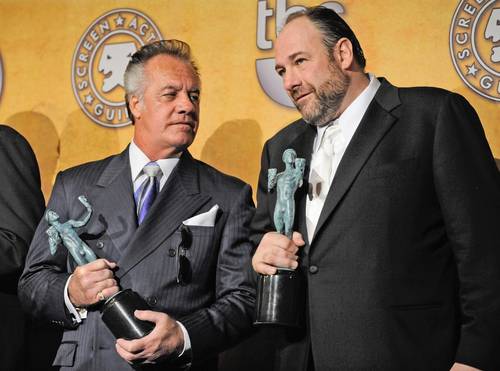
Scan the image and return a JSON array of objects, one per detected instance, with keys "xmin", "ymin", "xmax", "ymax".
[
  {"xmin": 0, "ymin": 125, "xmax": 45, "ymax": 288},
  {"xmin": 432, "ymin": 93, "xmax": 500, "ymax": 369}
]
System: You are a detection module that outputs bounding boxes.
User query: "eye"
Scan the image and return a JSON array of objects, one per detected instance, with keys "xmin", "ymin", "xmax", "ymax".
[
  {"xmin": 162, "ymin": 92, "xmax": 176, "ymax": 99},
  {"xmin": 189, "ymin": 92, "xmax": 200, "ymax": 102},
  {"xmin": 294, "ymin": 58, "xmax": 306, "ymax": 66},
  {"xmin": 276, "ymin": 68, "xmax": 285, "ymax": 77}
]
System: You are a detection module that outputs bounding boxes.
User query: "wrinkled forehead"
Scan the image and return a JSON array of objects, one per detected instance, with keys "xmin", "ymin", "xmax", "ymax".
[{"xmin": 144, "ymin": 54, "xmax": 200, "ymax": 88}]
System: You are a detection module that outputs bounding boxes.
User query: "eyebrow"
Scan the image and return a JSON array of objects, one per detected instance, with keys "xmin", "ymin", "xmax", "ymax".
[
  {"xmin": 160, "ymin": 84, "xmax": 200, "ymax": 92},
  {"xmin": 160, "ymin": 84, "xmax": 181, "ymax": 91},
  {"xmin": 275, "ymin": 51, "xmax": 306, "ymax": 72}
]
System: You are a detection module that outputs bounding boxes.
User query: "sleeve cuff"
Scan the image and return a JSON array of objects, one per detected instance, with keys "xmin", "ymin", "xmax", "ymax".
[
  {"xmin": 176, "ymin": 320, "xmax": 191, "ymax": 358},
  {"xmin": 64, "ymin": 274, "xmax": 86, "ymax": 323}
]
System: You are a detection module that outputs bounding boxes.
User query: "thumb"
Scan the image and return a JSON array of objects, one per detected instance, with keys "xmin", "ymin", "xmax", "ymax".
[
  {"xmin": 103, "ymin": 259, "xmax": 117, "ymax": 269},
  {"xmin": 292, "ymin": 232, "xmax": 305, "ymax": 246}
]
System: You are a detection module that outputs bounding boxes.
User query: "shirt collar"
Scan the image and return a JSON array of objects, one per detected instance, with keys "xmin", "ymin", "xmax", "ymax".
[
  {"xmin": 129, "ymin": 140, "xmax": 180, "ymax": 184},
  {"xmin": 338, "ymin": 73, "xmax": 380, "ymax": 140},
  {"xmin": 315, "ymin": 74, "xmax": 381, "ymax": 149}
]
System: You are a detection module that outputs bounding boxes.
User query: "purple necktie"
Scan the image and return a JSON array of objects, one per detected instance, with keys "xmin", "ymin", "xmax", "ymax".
[{"xmin": 134, "ymin": 162, "xmax": 161, "ymax": 224}]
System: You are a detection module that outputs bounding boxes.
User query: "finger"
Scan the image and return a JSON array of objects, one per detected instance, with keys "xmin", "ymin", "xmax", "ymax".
[
  {"xmin": 272, "ymin": 235, "xmax": 301, "ymax": 252},
  {"xmin": 116, "ymin": 338, "xmax": 146, "ymax": 354},
  {"xmin": 272, "ymin": 257, "xmax": 299, "ymax": 270},
  {"xmin": 115, "ymin": 342, "xmax": 146, "ymax": 363},
  {"xmin": 292, "ymin": 232, "xmax": 305, "ymax": 246},
  {"xmin": 253, "ymin": 244, "xmax": 298, "ymax": 272},
  {"xmin": 134, "ymin": 310, "xmax": 164, "ymax": 324},
  {"xmin": 267, "ymin": 244, "xmax": 298, "ymax": 260},
  {"xmin": 90, "ymin": 269, "xmax": 116, "ymax": 283},
  {"xmin": 102, "ymin": 259, "xmax": 117, "ymax": 269},
  {"xmin": 87, "ymin": 278, "xmax": 118, "ymax": 298},
  {"xmin": 263, "ymin": 249, "xmax": 298, "ymax": 269},
  {"xmin": 254, "ymin": 262, "xmax": 278, "ymax": 275},
  {"xmin": 100, "ymin": 284, "xmax": 120, "ymax": 300},
  {"xmin": 269, "ymin": 244, "xmax": 298, "ymax": 260},
  {"xmin": 83, "ymin": 258, "xmax": 117, "ymax": 272},
  {"xmin": 262, "ymin": 232, "xmax": 290, "ymax": 250}
]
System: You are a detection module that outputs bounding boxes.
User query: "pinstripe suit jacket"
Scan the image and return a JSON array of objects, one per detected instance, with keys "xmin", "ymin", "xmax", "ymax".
[{"xmin": 19, "ymin": 148, "xmax": 256, "ymax": 371}]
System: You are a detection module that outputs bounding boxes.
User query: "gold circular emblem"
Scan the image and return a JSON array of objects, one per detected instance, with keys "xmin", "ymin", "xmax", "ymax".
[
  {"xmin": 72, "ymin": 8, "xmax": 163, "ymax": 127},
  {"xmin": 450, "ymin": 0, "xmax": 500, "ymax": 102}
]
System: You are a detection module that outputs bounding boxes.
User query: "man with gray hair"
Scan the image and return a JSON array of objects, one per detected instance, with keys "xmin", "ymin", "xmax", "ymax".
[{"xmin": 20, "ymin": 39, "xmax": 256, "ymax": 371}]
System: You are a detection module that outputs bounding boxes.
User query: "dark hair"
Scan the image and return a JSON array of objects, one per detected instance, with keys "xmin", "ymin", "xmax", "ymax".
[
  {"xmin": 124, "ymin": 39, "xmax": 199, "ymax": 124},
  {"xmin": 286, "ymin": 6, "xmax": 366, "ymax": 68}
]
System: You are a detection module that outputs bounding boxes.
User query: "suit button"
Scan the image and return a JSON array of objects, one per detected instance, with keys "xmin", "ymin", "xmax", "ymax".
[
  {"xmin": 168, "ymin": 248, "xmax": 176, "ymax": 257},
  {"xmin": 309, "ymin": 265, "xmax": 319, "ymax": 274},
  {"xmin": 147, "ymin": 296, "xmax": 158, "ymax": 306},
  {"xmin": 96, "ymin": 241, "xmax": 104, "ymax": 249}
]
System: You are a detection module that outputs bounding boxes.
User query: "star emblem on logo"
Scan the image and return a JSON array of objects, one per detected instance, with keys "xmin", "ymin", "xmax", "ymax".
[
  {"xmin": 466, "ymin": 63, "xmax": 479, "ymax": 77},
  {"xmin": 84, "ymin": 94, "xmax": 94, "ymax": 105},
  {"xmin": 114, "ymin": 15, "xmax": 124, "ymax": 27}
]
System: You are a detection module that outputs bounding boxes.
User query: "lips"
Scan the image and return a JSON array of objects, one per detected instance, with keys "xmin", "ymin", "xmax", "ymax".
[
  {"xmin": 173, "ymin": 121, "xmax": 196, "ymax": 129},
  {"xmin": 292, "ymin": 90, "xmax": 312, "ymax": 103}
]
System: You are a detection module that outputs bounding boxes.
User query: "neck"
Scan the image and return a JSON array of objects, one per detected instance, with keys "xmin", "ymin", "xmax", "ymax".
[
  {"xmin": 337, "ymin": 71, "xmax": 370, "ymax": 117},
  {"xmin": 133, "ymin": 137, "xmax": 183, "ymax": 161}
]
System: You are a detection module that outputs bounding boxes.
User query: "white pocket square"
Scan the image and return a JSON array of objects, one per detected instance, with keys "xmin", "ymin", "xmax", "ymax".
[{"xmin": 182, "ymin": 205, "xmax": 219, "ymax": 227}]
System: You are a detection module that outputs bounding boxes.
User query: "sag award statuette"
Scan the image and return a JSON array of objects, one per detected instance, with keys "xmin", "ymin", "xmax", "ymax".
[
  {"xmin": 255, "ymin": 149, "xmax": 306, "ymax": 327},
  {"xmin": 46, "ymin": 195, "xmax": 154, "ymax": 340}
]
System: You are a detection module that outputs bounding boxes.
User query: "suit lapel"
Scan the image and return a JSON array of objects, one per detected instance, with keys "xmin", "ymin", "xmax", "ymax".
[
  {"xmin": 116, "ymin": 151, "xmax": 211, "ymax": 278},
  {"xmin": 86, "ymin": 148, "xmax": 137, "ymax": 261},
  {"xmin": 312, "ymin": 79, "xmax": 401, "ymax": 243},
  {"xmin": 289, "ymin": 123, "xmax": 316, "ymax": 245}
]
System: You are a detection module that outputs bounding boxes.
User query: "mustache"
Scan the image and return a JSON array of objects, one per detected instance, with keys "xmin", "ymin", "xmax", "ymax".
[{"xmin": 290, "ymin": 87, "xmax": 312, "ymax": 102}]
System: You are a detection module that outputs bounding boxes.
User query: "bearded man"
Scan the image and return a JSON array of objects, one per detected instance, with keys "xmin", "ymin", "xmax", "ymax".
[{"xmin": 251, "ymin": 6, "xmax": 500, "ymax": 371}]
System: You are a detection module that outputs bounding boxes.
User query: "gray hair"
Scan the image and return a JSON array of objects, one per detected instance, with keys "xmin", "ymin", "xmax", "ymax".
[{"xmin": 124, "ymin": 39, "xmax": 200, "ymax": 123}]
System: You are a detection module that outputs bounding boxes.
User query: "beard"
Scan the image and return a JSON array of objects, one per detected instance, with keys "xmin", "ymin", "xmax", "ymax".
[{"xmin": 294, "ymin": 61, "xmax": 350, "ymax": 127}]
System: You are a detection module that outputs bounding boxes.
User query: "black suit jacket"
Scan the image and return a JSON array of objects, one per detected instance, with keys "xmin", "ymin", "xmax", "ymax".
[
  {"xmin": 0, "ymin": 125, "xmax": 45, "ymax": 371},
  {"xmin": 251, "ymin": 79, "xmax": 500, "ymax": 371},
  {"xmin": 19, "ymin": 149, "xmax": 256, "ymax": 370}
]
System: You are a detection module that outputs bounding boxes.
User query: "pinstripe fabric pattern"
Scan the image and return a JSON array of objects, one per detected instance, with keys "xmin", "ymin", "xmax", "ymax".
[
  {"xmin": 19, "ymin": 149, "xmax": 256, "ymax": 371},
  {"xmin": 134, "ymin": 161, "xmax": 161, "ymax": 225}
]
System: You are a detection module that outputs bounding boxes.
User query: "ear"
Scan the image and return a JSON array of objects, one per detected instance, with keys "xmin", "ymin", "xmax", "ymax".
[
  {"xmin": 333, "ymin": 37, "xmax": 355, "ymax": 70},
  {"xmin": 128, "ymin": 95, "xmax": 143, "ymax": 122}
]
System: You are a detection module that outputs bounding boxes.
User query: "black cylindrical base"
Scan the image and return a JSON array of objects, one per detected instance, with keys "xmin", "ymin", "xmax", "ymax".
[
  {"xmin": 101, "ymin": 289, "xmax": 155, "ymax": 340},
  {"xmin": 254, "ymin": 269, "xmax": 305, "ymax": 327}
]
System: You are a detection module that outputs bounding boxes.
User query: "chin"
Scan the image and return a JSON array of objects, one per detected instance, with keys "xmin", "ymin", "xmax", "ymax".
[{"xmin": 173, "ymin": 137, "xmax": 195, "ymax": 152}]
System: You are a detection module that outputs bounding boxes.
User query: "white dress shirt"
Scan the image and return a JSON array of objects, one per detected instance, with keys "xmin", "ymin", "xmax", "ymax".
[{"xmin": 306, "ymin": 74, "xmax": 381, "ymax": 241}]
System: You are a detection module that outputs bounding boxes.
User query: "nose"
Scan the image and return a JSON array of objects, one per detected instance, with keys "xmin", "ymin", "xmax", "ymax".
[
  {"xmin": 176, "ymin": 92, "xmax": 196, "ymax": 115},
  {"xmin": 282, "ymin": 69, "xmax": 301, "ymax": 94}
]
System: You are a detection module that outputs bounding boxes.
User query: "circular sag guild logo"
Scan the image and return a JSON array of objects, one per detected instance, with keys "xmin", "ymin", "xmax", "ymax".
[
  {"xmin": 72, "ymin": 9, "xmax": 163, "ymax": 127},
  {"xmin": 450, "ymin": 0, "xmax": 500, "ymax": 102}
]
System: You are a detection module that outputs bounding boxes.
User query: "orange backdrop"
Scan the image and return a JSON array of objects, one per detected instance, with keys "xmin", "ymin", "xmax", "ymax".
[{"xmin": 0, "ymin": 0, "xmax": 498, "ymax": 200}]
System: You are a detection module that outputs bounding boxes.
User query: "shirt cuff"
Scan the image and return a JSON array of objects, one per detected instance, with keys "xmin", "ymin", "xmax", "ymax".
[
  {"xmin": 176, "ymin": 320, "xmax": 191, "ymax": 357},
  {"xmin": 64, "ymin": 274, "xmax": 87, "ymax": 323}
]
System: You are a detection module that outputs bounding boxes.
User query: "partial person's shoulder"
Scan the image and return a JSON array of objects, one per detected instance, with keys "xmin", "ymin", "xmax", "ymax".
[
  {"xmin": 0, "ymin": 124, "xmax": 31, "ymax": 146},
  {"xmin": 58, "ymin": 153, "xmax": 120, "ymax": 185},
  {"xmin": 398, "ymin": 85, "xmax": 465, "ymax": 107},
  {"xmin": 194, "ymin": 158, "xmax": 249, "ymax": 193},
  {"xmin": 266, "ymin": 118, "xmax": 305, "ymax": 148}
]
